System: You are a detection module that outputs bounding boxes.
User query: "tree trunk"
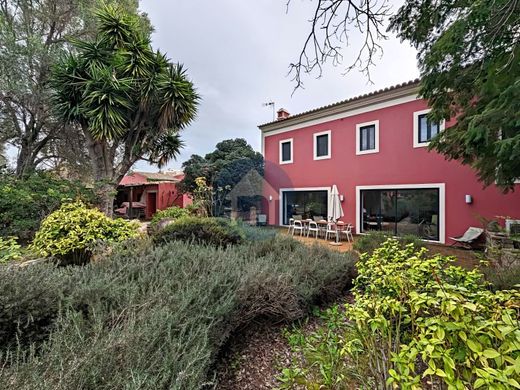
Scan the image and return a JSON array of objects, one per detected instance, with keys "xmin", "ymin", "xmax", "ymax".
[
  {"xmin": 15, "ymin": 140, "xmax": 37, "ymax": 178},
  {"xmin": 84, "ymin": 130, "xmax": 118, "ymax": 216}
]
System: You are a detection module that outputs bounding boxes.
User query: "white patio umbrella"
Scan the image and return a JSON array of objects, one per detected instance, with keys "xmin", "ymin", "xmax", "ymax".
[{"xmin": 329, "ymin": 185, "xmax": 344, "ymax": 222}]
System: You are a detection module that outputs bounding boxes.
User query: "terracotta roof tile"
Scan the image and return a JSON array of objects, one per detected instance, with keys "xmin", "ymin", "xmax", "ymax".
[{"xmin": 258, "ymin": 78, "xmax": 420, "ymax": 128}]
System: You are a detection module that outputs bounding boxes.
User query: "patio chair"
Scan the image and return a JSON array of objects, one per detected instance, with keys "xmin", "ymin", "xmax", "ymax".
[
  {"xmin": 287, "ymin": 218, "xmax": 295, "ymax": 235},
  {"xmin": 293, "ymin": 220, "xmax": 304, "ymax": 236},
  {"xmin": 338, "ymin": 223, "xmax": 354, "ymax": 242},
  {"xmin": 449, "ymin": 227, "xmax": 484, "ymax": 249},
  {"xmin": 325, "ymin": 222, "xmax": 338, "ymax": 241},
  {"xmin": 307, "ymin": 221, "xmax": 319, "ymax": 239}
]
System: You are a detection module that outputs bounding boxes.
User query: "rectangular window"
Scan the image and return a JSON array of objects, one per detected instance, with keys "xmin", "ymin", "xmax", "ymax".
[
  {"xmin": 360, "ymin": 188, "xmax": 440, "ymax": 241},
  {"xmin": 279, "ymin": 138, "xmax": 293, "ymax": 164},
  {"xmin": 282, "ymin": 190, "xmax": 328, "ymax": 225},
  {"xmin": 360, "ymin": 125, "xmax": 375, "ymax": 151},
  {"xmin": 414, "ymin": 109, "xmax": 444, "ymax": 147},
  {"xmin": 418, "ymin": 113, "xmax": 439, "ymax": 143},
  {"xmin": 356, "ymin": 120, "xmax": 379, "ymax": 155},
  {"xmin": 313, "ymin": 130, "xmax": 331, "ymax": 160}
]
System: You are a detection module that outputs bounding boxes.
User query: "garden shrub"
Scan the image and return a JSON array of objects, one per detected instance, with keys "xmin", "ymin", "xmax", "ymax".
[
  {"xmin": 353, "ymin": 231, "xmax": 425, "ymax": 255},
  {"xmin": 153, "ymin": 216, "xmax": 244, "ymax": 247},
  {"xmin": 483, "ymin": 263, "xmax": 520, "ymax": 290},
  {"xmin": 0, "ymin": 236, "xmax": 356, "ymax": 389},
  {"xmin": 0, "ymin": 236, "xmax": 22, "ymax": 263},
  {"xmin": 0, "ymin": 172, "xmax": 94, "ymax": 242},
  {"xmin": 30, "ymin": 201, "xmax": 139, "ymax": 264},
  {"xmin": 149, "ymin": 206, "xmax": 191, "ymax": 227},
  {"xmin": 279, "ymin": 239, "xmax": 520, "ymax": 389}
]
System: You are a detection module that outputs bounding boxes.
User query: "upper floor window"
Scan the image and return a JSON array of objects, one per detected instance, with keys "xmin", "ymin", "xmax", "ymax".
[
  {"xmin": 279, "ymin": 138, "xmax": 293, "ymax": 164},
  {"xmin": 356, "ymin": 120, "xmax": 379, "ymax": 155},
  {"xmin": 313, "ymin": 130, "xmax": 331, "ymax": 160},
  {"xmin": 413, "ymin": 109, "xmax": 445, "ymax": 148}
]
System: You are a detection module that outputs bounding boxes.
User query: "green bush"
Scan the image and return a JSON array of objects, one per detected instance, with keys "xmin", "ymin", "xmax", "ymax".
[
  {"xmin": 279, "ymin": 239, "xmax": 520, "ymax": 389},
  {"xmin": 0, "ymin": 172, "xmax": 94, "ymax": 242},
  {"xmin": 483, "ymin": 263, "xmax": 520, "ymax": 290},
  {"xmin": 0, "ymin": 236, "xmax": 22, "ymax": 263},
  {"xmin": 153, "ymin": 216, "xmax": 244, "ymax": 247},
  {"xmin": 0, "ymin": 236, "xmax": 356, "ymax": 389},
  {"xmin": 149, "ymin": 206, "xmax": 191, "ymax": 227},
  {"xmin": 30, "ymin": 201, "xmax": 140, "ymax": 264},
  {"xmin": 353, "ymin": 231, "xmax": 425, "ymax": 255}
]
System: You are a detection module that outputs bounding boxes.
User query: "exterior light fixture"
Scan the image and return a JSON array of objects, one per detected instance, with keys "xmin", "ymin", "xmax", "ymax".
[
  {"xmin": 269, "ymin": 195, "xmax": 273, "ymax": 202},
  {"xmin": 465, "ymin": 194, "xmax": 472, "ymax": 204},
  {"xmin": 340, "ymin": 195, "xmax": 344, "ymax": 202}
]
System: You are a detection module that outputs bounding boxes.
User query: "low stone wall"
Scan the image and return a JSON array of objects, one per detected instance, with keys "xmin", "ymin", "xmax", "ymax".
[{"xmin": 486, "ymin": 232, "xmax": 520, "ymax": 268}]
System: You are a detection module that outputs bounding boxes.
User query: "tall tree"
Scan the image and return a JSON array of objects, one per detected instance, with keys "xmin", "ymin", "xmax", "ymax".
[
  {"xmin": 291, "ymin": 0, "xmax": 519, "ymax": 189},
  {"xmin": 0, "ymin": 0, "xmax": 149, "ymax": 177},
  {"xmin": 180, "ymin": 138, "xmax": 264, "ymax": 194},
  {"xmin": 390, "ymin": 0, "xmax": 520, "ymax": 189},
  {"xmin": 52, "ymin": 5, "xmax": 198, "ymax": 215}
]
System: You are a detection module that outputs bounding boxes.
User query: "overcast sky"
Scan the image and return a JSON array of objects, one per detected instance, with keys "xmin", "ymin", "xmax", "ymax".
[{"xmin": 136, "ymin": 0, "xmax": 419, "ymax": 171}]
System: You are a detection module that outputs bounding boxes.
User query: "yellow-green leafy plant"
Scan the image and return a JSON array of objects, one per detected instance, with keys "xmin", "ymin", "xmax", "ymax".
[
  {"xmin": 0, "ymin": 236, "xmax": 22, "ymax": 263},
  {"xmin": 30, "ymin": 201, "xmax": 139, "ymax": 264},
  {"xmin": 149, "ymin": 206, "xmax": 190, "ymax": 227},
  {"xmin": 278, "ymin": 239, "xmax": 520, "ymax": 390},
  {"xmin": 346, "ymin": 240, "xmax": 520, "ymax": 389}
]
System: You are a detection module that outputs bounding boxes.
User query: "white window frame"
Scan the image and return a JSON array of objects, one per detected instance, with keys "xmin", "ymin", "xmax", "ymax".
[
  {"xmin": 413, "ymin": 108, "xmax": 445, "ymax": 148},
  {"xmin": 279, "ymin": 138, "xmax": 293, "ymax": 164},
  {"xmin": 279, "ymin": 187, "xmax": 331, "ymax": 226},
  {"xmin": 355, "ymin": 183, "xmax": 446, "ymax": 243},
  {"xmin": 356, "ymin": 120, "xmax": 379, "ymax": 155},
  {"xmin": 313, "ymin": 130, "xmax": 331, "ymax": 160}
]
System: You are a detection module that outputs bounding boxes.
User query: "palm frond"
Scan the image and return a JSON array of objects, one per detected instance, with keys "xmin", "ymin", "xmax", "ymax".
[{"xmin": 148, "ymin": 130, "xmax": 185, "ymax": 168}]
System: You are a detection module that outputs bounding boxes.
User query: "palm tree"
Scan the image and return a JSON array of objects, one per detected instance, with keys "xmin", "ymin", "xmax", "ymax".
[{"xmin": 52, "ymin": 5, "xmax": 199, "ymax": 215}]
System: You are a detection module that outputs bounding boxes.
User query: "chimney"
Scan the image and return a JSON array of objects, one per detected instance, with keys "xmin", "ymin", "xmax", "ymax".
[{"xmin": 277, "ymin": 108, "xmax": 290, "ymax": 120}]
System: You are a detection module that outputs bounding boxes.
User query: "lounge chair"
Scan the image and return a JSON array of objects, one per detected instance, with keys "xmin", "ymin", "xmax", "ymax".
[{"xmin": 449, "ymin": 227, "xmax": 484, "ymax": 249}]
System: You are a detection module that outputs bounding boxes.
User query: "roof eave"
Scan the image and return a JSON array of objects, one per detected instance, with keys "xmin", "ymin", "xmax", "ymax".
[{"xmin": 258, "ymin": 80, "xmax": 421, "ymax": 133}]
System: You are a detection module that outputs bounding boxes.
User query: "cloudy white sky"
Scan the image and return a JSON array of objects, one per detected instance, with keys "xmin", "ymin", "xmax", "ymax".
[{"xmin": 136, "ymin": 0, "xmax": 419, "ymax": 171}]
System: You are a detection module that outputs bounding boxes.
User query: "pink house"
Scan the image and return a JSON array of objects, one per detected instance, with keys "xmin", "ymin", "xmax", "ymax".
[
  {"xmin": 259, "ymin": 80, "xmax": 520, "ymax": 244},
  {"xmin": 117, "ymin": 171, "xmax": 191, "ymax": 219}
]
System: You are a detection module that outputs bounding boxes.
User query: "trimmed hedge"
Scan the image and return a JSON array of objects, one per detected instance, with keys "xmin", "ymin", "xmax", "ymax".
[
  {"xmin": 149, "ymin": 206, "xmax": 191, "ymax": 227},
  {"xmin": 353, "ymin": 231, "xmax": 425, "ymax": 255},
  {"xmin": 153, "ymin": 216, "xmax": 245, "ymax": 247},
  {"xmin": 0, "ymin": 236, "xmax": 356, "ymax": 389}
]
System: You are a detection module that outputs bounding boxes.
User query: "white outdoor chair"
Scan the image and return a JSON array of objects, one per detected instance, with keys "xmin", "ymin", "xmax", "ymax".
[
  {"xmin": 325, "ymin": 222, "xmax": 338, "ymax": 241},
  {"xmin": 293, "ymin": 220, "xmax": 305, "ymax": 236},
  {"xmin": 287, "ymin": 218, "xmax": 295, "ymax": 235},
  {"xmin": 307, "ymin": 221, "xmax": 319, "ymax": 239},
  {"xmin": 338, "ymin": 223, "xmax": 354, "ymax": 242}
]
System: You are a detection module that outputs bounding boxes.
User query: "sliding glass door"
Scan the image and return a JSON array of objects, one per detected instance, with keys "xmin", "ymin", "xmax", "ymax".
[
  {"xmin": 282, "ymin": 190, "xmax": 328, "ymax": 225},
  {"xmin": 361, "ymin": 188, "xmax": 440, "ymax": 241}
]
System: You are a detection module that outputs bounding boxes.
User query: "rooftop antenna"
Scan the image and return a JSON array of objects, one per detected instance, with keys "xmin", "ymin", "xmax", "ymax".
[{"xmin": 262, "ymin": 101, "xmax": 275, "ymax": 121}]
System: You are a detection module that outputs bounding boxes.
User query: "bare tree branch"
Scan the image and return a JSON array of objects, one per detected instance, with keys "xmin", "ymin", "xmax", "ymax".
[{"xmin": 287, "ymin": 0, "xmax": 391, "ymax": 91}]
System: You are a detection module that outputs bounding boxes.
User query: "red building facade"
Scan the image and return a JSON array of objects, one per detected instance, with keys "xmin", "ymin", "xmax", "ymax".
[
  {"xmin": 117, "ymin": 171, "xmax": 191, "ymax": 219},
  {"xmin": 259, "ymin": 80, "xmax": 520, "ymax": 244}
]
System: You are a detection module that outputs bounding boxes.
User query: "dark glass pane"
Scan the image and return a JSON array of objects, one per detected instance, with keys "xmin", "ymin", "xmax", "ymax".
[
  {"xmin": 418, "ymin": 114, "xmax": 439, "ymax": 143},
  {"xmin": 283, "ymin": 191, "xmax": 327, "ymax": 224},
  {"xmin": 396, "ymin": 189, "xmax": 439, "ymax": 240},
  {"xmin": 361, "ymin": 188, "xmax": 440, "ymax": 241},
  {"xmin": 360, "ymin": 125, "xmax": 375, "ymax": 151},
  {"xmin": 316, "ymin": 134, "xmax": 329, "ymax": 157},
  {"xmin": 281, "ymin": 141, "xmax": 291, "ymax": 161}
]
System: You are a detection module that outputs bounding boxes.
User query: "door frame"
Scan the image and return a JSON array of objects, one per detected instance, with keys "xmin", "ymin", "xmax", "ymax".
[
  {"xmin": 279, "ymin": 187, "xmax": 331, "ymax": 226},
  {"xmin": 355, "ymin": 183, "xmax": 446, "ymax": 243}
]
